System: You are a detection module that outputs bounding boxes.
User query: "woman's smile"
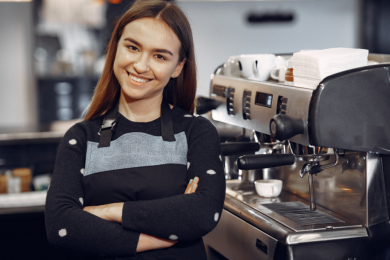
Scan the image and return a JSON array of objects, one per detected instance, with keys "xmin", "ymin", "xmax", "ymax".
[{"xmin": 127, "ymin": 72, "xmax": 153, "ymax": 85}]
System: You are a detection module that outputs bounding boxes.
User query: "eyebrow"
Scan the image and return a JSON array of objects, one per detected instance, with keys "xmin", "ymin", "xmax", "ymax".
[{"xmin": 124, "ymin": 37, "xmax": 174, "ymax": 57}]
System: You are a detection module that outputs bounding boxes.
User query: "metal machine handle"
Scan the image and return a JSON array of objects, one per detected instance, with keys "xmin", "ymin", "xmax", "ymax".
[
  {"xmin": 221, "ymin": 142, "xmax": 260, "ymax": 156},
  {"xmin": 237, "ymin": 154, "xmax": 295, "ymax": 170}
]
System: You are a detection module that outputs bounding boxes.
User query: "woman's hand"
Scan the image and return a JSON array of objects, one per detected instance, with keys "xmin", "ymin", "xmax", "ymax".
[
  {"xmin": 136, "ymin": 233, "xmax": 177, "ymax": 252},
  {"xmin": 83, "ymin": 202, "xmax": 123, "ymax": 223}
]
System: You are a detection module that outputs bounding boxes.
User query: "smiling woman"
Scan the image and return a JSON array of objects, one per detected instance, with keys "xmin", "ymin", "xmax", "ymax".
[{"xmin": 44, "ymin": 1, "xmax": 225, "ymax": 260}]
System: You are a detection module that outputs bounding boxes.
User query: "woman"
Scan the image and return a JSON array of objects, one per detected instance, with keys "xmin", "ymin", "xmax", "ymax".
[{"xmin": 45, "ymin": 0, "xmax": 225, "ymax": 259}]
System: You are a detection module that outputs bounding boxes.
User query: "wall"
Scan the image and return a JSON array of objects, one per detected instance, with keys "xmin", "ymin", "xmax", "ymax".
[
  {"xmin": 0, "ymin": 2, "xmax": 36, "ymax": 127},
  {"xmin": 177, "ymin": 0, "xmax": 362, "ymax": 97}
]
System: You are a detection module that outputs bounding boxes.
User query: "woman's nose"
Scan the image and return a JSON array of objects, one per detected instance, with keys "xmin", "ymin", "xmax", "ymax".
[{"xmin": 133, "ymin": 54, "xmax": 150, "ymax": 73}]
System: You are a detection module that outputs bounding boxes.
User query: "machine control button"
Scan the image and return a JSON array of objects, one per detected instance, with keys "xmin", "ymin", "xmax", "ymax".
[
  {"xmin": 226, "ymin": 87, "xmax": 235, "ymax": 115},
  {"xmin": 242, "ymin": 90, "xmax": 252, "ymax": 120},
  {"xmin": 212, "ymin": 85, "xmax": 227, "ymax": 97},
  {"xmin": 276, "ymin": 95, "xmax": 288, "ymax": 114}
]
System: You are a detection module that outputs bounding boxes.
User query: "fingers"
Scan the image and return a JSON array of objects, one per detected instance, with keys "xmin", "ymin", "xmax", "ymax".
[
  {"xmin": 190, "ymin": 177, "xmax": 199, "ymax": 193},
  {"xmin": 184, "ymin": 177, "xmax": 199, "ymax": 194},
  {"xmin": 190, "ymin": 182, "xmax": 198, "ymax": 193},
  {"xmin": 184, "ymin": 179, "xmax": 193, "ymax": 194}
]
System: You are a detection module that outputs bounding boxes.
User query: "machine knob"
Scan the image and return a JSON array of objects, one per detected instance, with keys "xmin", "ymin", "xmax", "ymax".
[{"xmin": 270, "ymin": 114, "xmax": 304, "ymax": 141}]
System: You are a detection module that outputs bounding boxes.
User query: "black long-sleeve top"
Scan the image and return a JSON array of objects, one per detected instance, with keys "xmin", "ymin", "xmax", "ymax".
[{"xmin": 45, "ymin": 105, "xmax": 226, "ymax": 259}]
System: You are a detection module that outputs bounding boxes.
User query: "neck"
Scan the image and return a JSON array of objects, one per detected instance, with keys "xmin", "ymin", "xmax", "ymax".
[{"xmin": 118, "ymin": 92, "xmax": 163, "ymax": 123}]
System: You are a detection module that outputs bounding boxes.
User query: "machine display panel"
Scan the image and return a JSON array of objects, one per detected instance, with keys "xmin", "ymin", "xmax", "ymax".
[{"xmin": 255, "ymin": 92, "xmax": 273, "ymax": 108}]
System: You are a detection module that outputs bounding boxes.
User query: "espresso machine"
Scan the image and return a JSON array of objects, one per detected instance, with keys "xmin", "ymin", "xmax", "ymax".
[{"xmin": 203, "ymin": 54, "xmax": 390, "ymax": 260}]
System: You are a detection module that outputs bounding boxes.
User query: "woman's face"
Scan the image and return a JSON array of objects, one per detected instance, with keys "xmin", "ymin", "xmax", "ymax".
[{"xmin": 113, "ymin": 17, "xmax": 185, "ymax": 102}]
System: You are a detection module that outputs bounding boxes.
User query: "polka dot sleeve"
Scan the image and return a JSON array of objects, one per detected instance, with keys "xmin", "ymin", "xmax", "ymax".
[
  {"xmin": 45, "ymin": 123, "xmax": 140, "ymax": 257},
  {"xmin": 122, "ymin": 116, "xmax": 226, "ymax": 241}
]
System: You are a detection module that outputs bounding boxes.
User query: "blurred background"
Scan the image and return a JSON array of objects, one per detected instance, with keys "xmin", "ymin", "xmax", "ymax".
[
  {"xmin": 1, "ymin": 0, "xmax": 390, "ymax": 128},
  {"xmin": 0, "ymin": 0, "xmax": 389, "ymax": 259}
]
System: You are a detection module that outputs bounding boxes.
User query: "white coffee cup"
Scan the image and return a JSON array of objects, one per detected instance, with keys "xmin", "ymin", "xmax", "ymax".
[
  {"xmin": 254, "ymin": 179, "xmax": 283, "ymax": 197},
  {"xmin": 222, "ymin": 56, "xmax": 241, "ymax": 77},
  {"xmin": 238, "ymin": 54, "xmax": 275, "ymax": 81},
  {"xmin": 271, "ymin": 65, "xmax": 287, "ymax": 82},
  {"xmin": 271, "ymin": 56, "xmax": 287, "ymax": 82}
]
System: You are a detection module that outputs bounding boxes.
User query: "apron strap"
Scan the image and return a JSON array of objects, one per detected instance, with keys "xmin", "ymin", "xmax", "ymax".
[
  {"xmin": 161, "ymin": 100, "xmax": 176, "ymax": 142},
  {"xmin": 98, "ymin": 104, "xmax": 119, "ymax": 148},
  {"xmin": 98, "ymin": 100, "xmax": 175, "ymax": 148}
]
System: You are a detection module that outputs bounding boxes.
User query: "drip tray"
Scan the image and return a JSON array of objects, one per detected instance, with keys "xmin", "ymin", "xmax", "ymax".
[{"xmin": 261, "ymin": 201, "xmax": 344, "ymax": 226}]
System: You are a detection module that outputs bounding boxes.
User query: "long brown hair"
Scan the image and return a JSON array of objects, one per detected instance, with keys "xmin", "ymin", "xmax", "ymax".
[{"xmin": 84, "ymin": 0, "xmax": 197, "ymax": 120}]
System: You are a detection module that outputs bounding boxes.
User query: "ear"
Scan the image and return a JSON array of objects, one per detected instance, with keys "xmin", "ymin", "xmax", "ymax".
[{"xmin": 171, "ymin": 58, "xmax": 186, "ymax": 78}]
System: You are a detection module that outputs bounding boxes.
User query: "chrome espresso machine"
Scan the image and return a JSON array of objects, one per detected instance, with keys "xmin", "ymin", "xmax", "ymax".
[{"xmin": 203, "ymin": 54, "xmax": 390, "ymax": 260}]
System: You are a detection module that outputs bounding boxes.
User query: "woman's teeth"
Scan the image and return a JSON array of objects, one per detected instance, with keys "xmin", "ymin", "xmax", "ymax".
[{"xmin": 130, "ymin": 74, "xmax": 151, "ymax": 83}]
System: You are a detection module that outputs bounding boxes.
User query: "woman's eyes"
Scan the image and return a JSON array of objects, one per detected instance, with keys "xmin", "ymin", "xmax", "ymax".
[
  {"xmin": 127, "ymin": 45, "xmax": 139, "ymax": 51},
  {"xmin": 126, "ymin": 46, "xmax": 166, "ymax": 61},
  {"xmin": 155, "ymin": 54, "xmax": 167, "ymax": 61}
]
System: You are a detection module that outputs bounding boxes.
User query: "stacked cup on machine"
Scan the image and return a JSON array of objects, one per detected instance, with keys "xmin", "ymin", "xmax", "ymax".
[
  {"xmin": 237, "ymin": 54, "xmax": 275, "ymax": 81},
  {"xmin": 293, "ymin": 48, "xmax": 369, "ymax": 89}
]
